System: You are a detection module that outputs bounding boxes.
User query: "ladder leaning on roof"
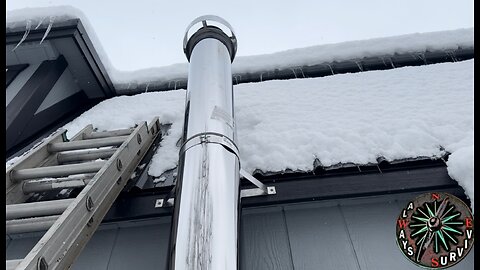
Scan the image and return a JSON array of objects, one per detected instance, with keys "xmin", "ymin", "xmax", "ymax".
[{"xmin": 6, "ymin": 117, "xmax": 161, "ymax": 270}]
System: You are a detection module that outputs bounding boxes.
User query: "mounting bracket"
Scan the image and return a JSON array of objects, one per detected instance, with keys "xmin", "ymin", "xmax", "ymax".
[{"xmin": 154, "ymin": 168, "xmax": 276, "ymax": 208}]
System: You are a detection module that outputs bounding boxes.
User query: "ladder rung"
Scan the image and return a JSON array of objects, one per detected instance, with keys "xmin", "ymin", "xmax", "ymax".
[
  {"xmin": 6, "ymin": 259, "xmax": 22, "ymax": 270},
  {"xmin": 10, "ymin": 161, "xmax": 105, "ymax": 182},
  {"xmin": 48, "ymin": 136, "xmax": 128, "ymax": 152},
  {"xmin": 83, "ymin": 128, "xmax": 134, "ymax": 139},
  {"xmin": 6, "ymin": 215, "xmax": 60, "ymax": 234},
  {"xmin": 22, "ymin": 174, "xmax": 94, "ymax": 194},
  {"xmin": 6, "ymin": 199, "xmax": 74, "ymax": 220},
  {"xmin": 57, "ymin": 148, "xmax": 117, "ymax": 163}
]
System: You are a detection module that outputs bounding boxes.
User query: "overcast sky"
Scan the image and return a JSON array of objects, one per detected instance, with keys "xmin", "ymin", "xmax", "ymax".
[{"xmin": 7, "ymin": 0, "xmax": 474, "ymax": 71}]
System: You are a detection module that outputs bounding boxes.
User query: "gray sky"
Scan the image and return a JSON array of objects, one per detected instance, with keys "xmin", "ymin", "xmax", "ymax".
[{"xmin": 7, "ymin": 0, "xmax": 474, "ymax": 71}]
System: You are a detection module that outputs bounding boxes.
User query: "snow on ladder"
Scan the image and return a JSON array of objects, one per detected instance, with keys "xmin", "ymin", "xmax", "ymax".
[{"xmin": 6, "ymin": 117, "xmax": 161, "ymax": 270}]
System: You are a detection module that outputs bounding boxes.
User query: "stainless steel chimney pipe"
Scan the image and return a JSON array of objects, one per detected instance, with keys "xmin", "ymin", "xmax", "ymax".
[{"xmin": 168, "ymin": 16, "xmax": 239, "ymax": 270}]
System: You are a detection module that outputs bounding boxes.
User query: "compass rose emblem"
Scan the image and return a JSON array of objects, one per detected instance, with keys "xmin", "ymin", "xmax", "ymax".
[{"xmin": 396, "ymin": 192, "xmax": 474, "ymax": 268}]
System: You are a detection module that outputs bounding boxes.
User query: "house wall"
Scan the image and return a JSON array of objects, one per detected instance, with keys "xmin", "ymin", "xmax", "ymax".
[{"xmin": 6, "ymin": 193, "xmax": 474, "ymax": 270}]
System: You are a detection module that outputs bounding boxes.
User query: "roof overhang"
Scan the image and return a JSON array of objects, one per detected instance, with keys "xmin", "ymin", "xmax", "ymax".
[{"xmin": 6, "ymin": 18, "xmax": 115, "ymax": 98}]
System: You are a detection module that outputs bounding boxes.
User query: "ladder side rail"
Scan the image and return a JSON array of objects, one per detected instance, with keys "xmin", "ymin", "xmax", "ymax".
[
  {"xmin": 6, "ymin": 259, "xmax": 22, "ymax": 270},
  {"xmin": 16, "ymin": 117, "xmax": 160, "ymax": 270},
  {"xmin": 83, "ymin": 127, "xmax": 135, "ymax": 139},
  {"xmin": 6, "ymin": 129, "xmax": 67, "ymax": 204}
]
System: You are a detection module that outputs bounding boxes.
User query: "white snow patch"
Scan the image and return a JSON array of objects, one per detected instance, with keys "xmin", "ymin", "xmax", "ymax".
[
  {"xmin": 6, "ymin": 6, "xmax": 473, "ymax": 91},
  {"xmin": 55, "ymin": 60, "xmax": 472, "ymax": 199},
  {"xmin": 60, "ymin": 90, "xmax": 186, "ymax": 175},
  {"xmin": 447, "ymin": 144, "xmax": 474, "ymax": 212},
  {"xmin": 62, "ymin": 90, "xmax": 186, "ymax": 138},
  {"xmin": 153, "ymin": 176, "xmax": 167, "ymax": 184}
]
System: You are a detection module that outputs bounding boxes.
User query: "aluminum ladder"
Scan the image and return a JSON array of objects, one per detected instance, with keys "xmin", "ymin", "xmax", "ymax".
[{"xmin": 6, "ymin": 117, "xmax": 161, "ymax": 270}]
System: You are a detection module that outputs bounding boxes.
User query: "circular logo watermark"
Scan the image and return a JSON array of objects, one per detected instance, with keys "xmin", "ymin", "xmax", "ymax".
[{"xmin": 396, "ymin": 192, "xmax": 474, "ymax": 269}]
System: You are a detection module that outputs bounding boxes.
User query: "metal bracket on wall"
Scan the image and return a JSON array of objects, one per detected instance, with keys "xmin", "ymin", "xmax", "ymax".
[
  {"xmin": 239, "ymin": 168, "xmax": 276, "ymax": 198},
  {"xmin": 154, "ymin": 168, "xmax": 276, "ymax": 208}
]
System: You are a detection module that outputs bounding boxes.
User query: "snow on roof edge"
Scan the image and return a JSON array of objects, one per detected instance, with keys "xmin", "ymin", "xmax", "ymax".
[
  {"xmin": 6, "ymin": 6, "xmax": 474, "ymax": 92},
  {"xmin": 6, "ymin": 6, "xmax": 116, "ymax": 86}
]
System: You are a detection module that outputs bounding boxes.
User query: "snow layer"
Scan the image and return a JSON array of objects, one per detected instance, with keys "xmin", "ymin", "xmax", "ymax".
[
  {"xmin": 6, "ymin": 6, "xmax": 474, "ymax": 90},
  {"xmin": 447, "ymin": 144, "xmax": 474, "ymax": 212},
  {"xmin": 58, "ymin": 60, "xmax": 473, "ymax": 204},
  {"xmin": 61, "ymin": 90, "xmax": 186, "ymax": 175},
  {"xmin": 6, "ymin": 6, "xmax": 473, "ymax": 206}
]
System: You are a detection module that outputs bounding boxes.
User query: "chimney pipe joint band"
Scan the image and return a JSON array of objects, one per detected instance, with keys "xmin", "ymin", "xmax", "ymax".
[{"xmin": 180, "ymin": 132, "xmax": 240, "ymax": 161}]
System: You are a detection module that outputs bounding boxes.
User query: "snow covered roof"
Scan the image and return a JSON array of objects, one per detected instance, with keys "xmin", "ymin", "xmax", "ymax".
[
  {"xmin": 6, "ymin": 6, "xmax": 473, "ymax": 210},
  {"xmin": 58, "ymin": 59, "xmax": 474, "ymax": 210}
]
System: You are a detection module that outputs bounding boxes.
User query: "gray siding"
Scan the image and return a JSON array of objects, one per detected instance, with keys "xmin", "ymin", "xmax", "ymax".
[
  {"xmin": 240, "ymin": 207, "xmax": 294, "ymax": 270},
  {"xmin": 6, "ymin": 194, "xmax": 474, "ymax": 269},
  {"xmin": 284, "ymin": 203, "xmax": 361, "ymax": 270}
]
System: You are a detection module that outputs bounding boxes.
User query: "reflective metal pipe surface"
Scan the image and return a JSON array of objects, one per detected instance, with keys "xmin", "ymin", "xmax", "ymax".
[{"xmin": 169, "ymin": 17, "xmax": 239, "ymax": 270}]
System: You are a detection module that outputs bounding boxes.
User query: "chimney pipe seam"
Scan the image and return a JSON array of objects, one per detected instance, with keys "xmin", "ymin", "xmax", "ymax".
[{"xmin": 179, "ymin": 132, "xmax": 240, "ymax": 161}]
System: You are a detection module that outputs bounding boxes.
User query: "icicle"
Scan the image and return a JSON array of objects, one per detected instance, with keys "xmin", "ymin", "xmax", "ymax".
[
  {"xmin": 381, "ymin": 57, "xmax": 387, "ymax": 67},
  {"xmin": 12, "ymin": 19, "xmax": 32, "ymax": 51},
  {"xmin": 290, "ymin": 68, "xmax": 298, "ymax": 78},
  {"xmin": 298, "ymin": 67, "xmax": 306, "ymax": 78},
  {"xmin": 40, "ymin": 16, "xmax": 55, "ymax": 44},
  {"xmin": 414, "ymin": 53, "xmax": 427, "ymax": 65},
  {"xmin": 326, "ymin": 64, "xmax": 334, "ymax": 75},
  {"xmin": 388, "ymin": 57, "xmax": 396, "ymax": 68},
  {"xmin": 355, "ymin": 60, "xmax": 364, "ymax": 72},
  {"xmin": 446, "ymin": 50, "xmax": 458, "ymax": 62},
  {"xmin": 34, "ymin": 17, "xmax": 46, "ymax": 29}
]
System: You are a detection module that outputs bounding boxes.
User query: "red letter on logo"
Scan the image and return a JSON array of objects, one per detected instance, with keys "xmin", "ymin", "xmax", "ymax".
[
  {"xmin": 432, "ymin": 193, "xmax": 440, "ymax": 200},
  {"xmin": 398, "ymin": 219, "xmax": 408, "ymax": 228},
  {"xmin": 465, "ymin": 217, "xmax": 473, "ymax": 228},
  {"xmin": 431, "ymin": 257, "xmax": 439, "ymax": 267}
]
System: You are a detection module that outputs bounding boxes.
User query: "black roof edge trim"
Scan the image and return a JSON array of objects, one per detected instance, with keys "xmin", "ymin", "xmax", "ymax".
[{"xmin": 116, "ymin": 47, "xmax": 474, "ymax": 95}]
